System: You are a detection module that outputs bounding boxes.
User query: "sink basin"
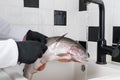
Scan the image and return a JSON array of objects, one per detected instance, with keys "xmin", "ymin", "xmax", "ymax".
[
  {"xmin": 0, "ymin": 68, "xmax": 27, "ymax": 80},
  {"xmin": 0, "ymin": 69, "xmax": 12, "ymax": 80},
  {"xmin": 87, "ymin": 60, "xmax": 120, "ymax": 80},
  {"xmin": 2, "ymin": 62, "xmax": 87, "ymax": 80},
  {"xmin": 32, "ymin": 61, "xmax": 87, "ymax": 80},
  {"xmin": 2, "ymin": 60, "xmax": 120, "ymax": 80}
]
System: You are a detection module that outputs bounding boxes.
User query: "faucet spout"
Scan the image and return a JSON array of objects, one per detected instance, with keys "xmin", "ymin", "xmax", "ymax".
[{"xmin": 103, "ymin": 45, "xmax": 119, "ymax": 57}]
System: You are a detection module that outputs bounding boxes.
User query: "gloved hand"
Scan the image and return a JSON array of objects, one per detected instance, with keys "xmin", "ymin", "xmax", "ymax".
[
  {"xmin": 16, "ymin": 41, "xmax": 47, "ymax": 64},
  {"xmin": 26, "ymin": 30, "xmax": 48, "ymax": 44}
]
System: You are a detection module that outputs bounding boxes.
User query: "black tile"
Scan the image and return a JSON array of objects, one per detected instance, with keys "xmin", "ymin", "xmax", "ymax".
[
  {"xmin": 79, "ymin": 41, "xmax": 87, "ymax": 49},
  {"xmin": 24, "ymin": 0, "xmax": 39, "ymax": 8},
  {"xmin": 54, "ymin": 10, "xmax": 67, "ymax": 26},
  {"xmin": 113, "ymin": 27, "xmax": 120, "ymax": 44},
  {"xmin": 79, "ymin": 0, "xmax": 87, "ymax": 11},
  {"xmin": 88, "ymin": 27, "xmax": 99, "ymax": 42}
]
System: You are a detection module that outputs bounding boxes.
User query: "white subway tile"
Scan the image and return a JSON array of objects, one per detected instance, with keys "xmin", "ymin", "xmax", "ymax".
[
  {"xmin": 67, "ymin": 11, "xmax": 88, "ymax": 40},
  {"xmin": 68, "ymin": 11, "xmax": 88, "ymax": 27},
  {"xmin": 38, "ymin": 10, "xmax": 53, "ymax": 25},
  {"xmin": 20, "ymin": 8, "xmax": 39, "ymax": 25},
  {"xmin": 88, "ymin": 10, "xmax": 99, "ymax": 26},
  {"xmin": 12, "ymin": 24, "xmax": 39, "ymax": 31},
  {"xmin": 87, "ymin": 42, "xmax": 97, "ymax": 60},
  {"xmin": 113, "ymin": 0, "xmax": 120, "ymax": 8},
  {"xmin": 38, "ymin": 25, "xmax": 54, "ymax": 37},
  {"xmin": 0, "ymin": 7, "xmax": 39, "ymax": 25},
  {"xmin": 87, "ymin": 3, "xmax": 98, "ymax": 11},
  {"xmin": 0, "ymin": 7, "xmax": 23, "ymax": 24},
  {"xmin": 39, "ymin": 0, "xmax": 54, "ymax": 9},
  {"xmin": 54, "ymin": 0, "xmax": 67, "ymax": 10},
  {"xmin": 113, "ymin": 9, "xmax": 120, "ymax": 26},
  {"xmin": 53, "ymin": 26, "xmax": 69, "ymax": 36},
  {"xmin": 67, "ymin": 0, "xmax": 79, "ymax": 11},
  {"xmin": 67, "ymin": 25, "xmax": 87, "ymax": 41},
  {"xmin": 103, "ymin": 0, "xmax": 114, "ymax": 8},
  {"xmin": 0, "ymin": 0, "xmax": 23, "ymax": 8}
]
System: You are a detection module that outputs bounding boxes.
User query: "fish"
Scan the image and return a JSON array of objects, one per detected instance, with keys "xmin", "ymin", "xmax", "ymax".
[{"xmin": 23, "ymin": 35, "xmax": 89, "ymax": 80}]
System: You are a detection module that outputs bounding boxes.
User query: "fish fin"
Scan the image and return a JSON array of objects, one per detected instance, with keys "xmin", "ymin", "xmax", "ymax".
[
  {"xmin": 56, "ymin": 33, "xmax": 67, "ymax": 42},
  {"xmin": 52, "ymin": 33, "xmax": 67, "ymax": 47},
  {"xmin": 48, "ymin": 33, "xmax": 67, "ymax": 48}
]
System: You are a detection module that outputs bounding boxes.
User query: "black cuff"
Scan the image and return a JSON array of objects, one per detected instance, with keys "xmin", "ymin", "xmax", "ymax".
[
  {"xmin": 26, "ymin": 30, "xmax": 48, "ymax": 44},
  {"xmin": 16, "ymin": 41, "xmax": 47, "ymax": 64}
]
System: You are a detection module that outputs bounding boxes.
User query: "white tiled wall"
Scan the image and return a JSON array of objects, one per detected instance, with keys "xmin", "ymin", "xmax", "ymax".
[
  {"xmin": 1, "ymin": 0, "xmax": 119, "ymax": 62},
  {"xmin": 0, "ymin": 0, "xmax": 88, "ymax": 41}
]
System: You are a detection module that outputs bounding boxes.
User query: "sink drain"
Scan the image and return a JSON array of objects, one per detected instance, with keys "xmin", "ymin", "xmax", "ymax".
[{"xmin": 81, "ymin": 65, "xmax": 86, "ymax": 72}]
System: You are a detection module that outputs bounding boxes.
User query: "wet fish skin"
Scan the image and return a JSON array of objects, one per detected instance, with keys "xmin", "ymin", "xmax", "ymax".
[{"xmin": 23, "ymin": 36, "xmax": 89, "ymax": 80}]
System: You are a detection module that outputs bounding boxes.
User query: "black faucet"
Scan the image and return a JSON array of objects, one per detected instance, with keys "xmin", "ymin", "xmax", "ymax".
[{"xmin": 86, "ymin": 0, "xmax": 119, "ymax": 64}]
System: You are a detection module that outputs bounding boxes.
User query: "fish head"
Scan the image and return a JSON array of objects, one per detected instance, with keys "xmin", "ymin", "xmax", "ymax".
[{"xmin": 67, "ymin": 46, "xmax": 89, "ymax": 63}]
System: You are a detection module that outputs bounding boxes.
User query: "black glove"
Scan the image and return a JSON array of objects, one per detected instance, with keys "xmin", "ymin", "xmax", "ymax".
[
  {"xmin": 16, "ymin": 41, "xmax": 47, "ymax": 64},
  {"xmin": 26, "ymin": 30, "xmax": 48, "ymax": 44}
]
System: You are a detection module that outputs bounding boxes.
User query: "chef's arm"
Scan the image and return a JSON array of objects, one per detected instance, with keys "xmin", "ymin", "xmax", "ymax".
[
  {"xmin": 0, "ymin": 39, "xmax": 47, "ymax": 68},
  {"xmin": 0, "ymin": 39, "xmax": 18, "ymax": 68},
  {"xmin": 16, "ymin": 41, "xmax": 47, "ymax": 64}
]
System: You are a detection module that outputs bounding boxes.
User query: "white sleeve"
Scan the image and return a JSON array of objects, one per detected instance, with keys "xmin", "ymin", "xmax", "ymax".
[
  {"xmin": 0, "ymin": 39, "xmax": 18, "ymax": 68},
  {"xmin": 0, "ymin": 18, "xmax": 29, "ymax": 41}
]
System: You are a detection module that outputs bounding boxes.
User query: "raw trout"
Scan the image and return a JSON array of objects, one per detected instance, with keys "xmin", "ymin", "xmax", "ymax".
[{"xmin": 23, "ymin": 35, "xmax": 89, "ymax": 80}]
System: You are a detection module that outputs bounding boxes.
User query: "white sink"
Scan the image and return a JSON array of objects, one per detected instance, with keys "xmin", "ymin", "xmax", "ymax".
[
  {"xmin": 0, "ymin": 69, "xmax": 12, "ymax": 80},
  {"xmin": 32, "ymin": 61, "xmax": 87, "ymax": 80},
  {"xmin": 87, "ymin": 60, "xmax": 120, "ymax": 80},
  {"xmin": 0, "ymin": 69, "xmax": 27, "ymax": 80},
  {"xmin": 1, "ymin": 60, "xmax": 120, "ymax": 80},
  {"xmin": 0, "ymin": 65, "xmax": 27, "ymax": 80},
  {"xmin": 1, "ymin": 62, "xmax": 87, "ymax": 80}
]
